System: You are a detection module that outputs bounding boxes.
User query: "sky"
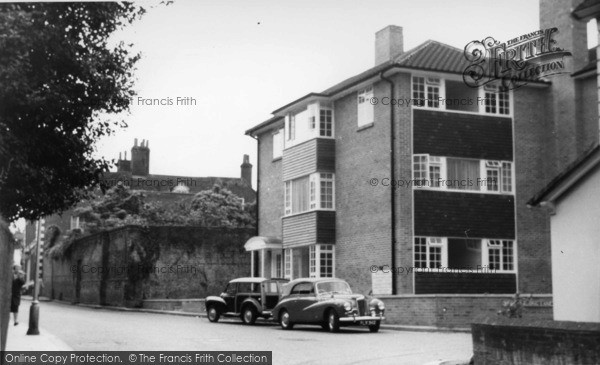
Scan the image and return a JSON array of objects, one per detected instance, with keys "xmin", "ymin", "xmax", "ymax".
[{"xmin": 96, "ymin": 0, "xmax": 598, "ymax": 185}]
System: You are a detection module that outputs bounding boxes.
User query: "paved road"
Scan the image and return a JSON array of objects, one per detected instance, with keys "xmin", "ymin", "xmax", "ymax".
[{"xmin": 23, "ymin": 300, "xmax": 472, "ymax": 365}]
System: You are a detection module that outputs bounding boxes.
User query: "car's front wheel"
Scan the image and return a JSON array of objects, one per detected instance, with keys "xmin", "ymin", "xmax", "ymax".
[
  {"xmin": 327, "ymin": 309, "xmax": 340, "ymax": 333},
  {"xmin": 207, "ymin": 305, "xmax": 220, "ymax": 323},
  {"xmin": 279, "ymin": 310, "xmax": 294, "ymax": 330},
  {"xmin": 242, "ymin": 306, "xmax": 257, "ymax": 325},
  {"xmin": 368, "ymin": 321, "xmax": 380, "ymax": 333}
]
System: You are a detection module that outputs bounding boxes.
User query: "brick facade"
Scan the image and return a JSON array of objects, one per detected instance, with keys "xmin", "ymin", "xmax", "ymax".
[{"xmin": 246, "ymin": 3, "xmax": 599, "ymax": 324}]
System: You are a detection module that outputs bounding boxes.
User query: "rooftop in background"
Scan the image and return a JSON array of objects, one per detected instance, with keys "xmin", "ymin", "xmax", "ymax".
[{"xmin": 105, "ymin": 139, "xmax": 256, "ymax": 203}]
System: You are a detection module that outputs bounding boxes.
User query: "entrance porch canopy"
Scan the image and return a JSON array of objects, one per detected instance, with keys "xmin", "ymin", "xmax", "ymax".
[{"xmin": 244, "ymin": 236, "xmax": 282, "ymax": 251}]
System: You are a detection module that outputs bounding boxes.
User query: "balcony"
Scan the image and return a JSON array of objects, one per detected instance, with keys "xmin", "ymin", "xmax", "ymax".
[
  {"xmin": 282, "ymin": 138, "xmax": 335, "ymax": 181},
  {"xmin": 282, "ymin": 210, "xmax": 335, "ymax": 248}
]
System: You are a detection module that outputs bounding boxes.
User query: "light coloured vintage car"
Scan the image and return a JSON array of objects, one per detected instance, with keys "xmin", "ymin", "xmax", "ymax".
[
  {"xmin": 271, "ymin": 278, "xmax": 385, "ymax": 332},
  {"xmin": 205, "ymin": 277, "xmax": 288, "ymax": 324}
]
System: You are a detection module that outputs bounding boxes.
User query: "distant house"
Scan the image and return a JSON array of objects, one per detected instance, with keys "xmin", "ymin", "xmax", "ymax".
[{"xmin": 529, "ymin": 145, "xmax": 600, "ymax": 322}]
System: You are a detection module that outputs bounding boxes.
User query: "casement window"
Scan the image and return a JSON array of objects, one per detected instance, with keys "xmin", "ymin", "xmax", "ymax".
[
  {"xmin": 501, "ymin": 162, "xmax": 513, "ymax": 193},
  {"xmin": 415, "ymin": 237, "xmax": 516, "ymax": 273},
  {"xmin": 413, "ymin": 155, "xmax": 428, "ymax": 185},
  {"xmin": 319, "ymin": 173, "xmax": 334, "ymax": 209},
  {"xmin": 357, "ymin": 86, "xmax": 374, "ymax": 127},
  {"xmin": 284, "ymin": 102, "xmax": 334, "ymax": 148},
  {"xmin": 486, "ymin": 240, "xmax": 515, "ymax": 271},
  {"xmin": 413, "ymin": 76, "xmax": 441, "ymax": 108},
  {"xmin": 309, "ymin": 244, "xmax": 335, "ymax": 278},
  {"xmin": 287, "ymin": 115, "xmax": 296, "ymax": 141},
  {"xmin": 284, "ymin": 173, "xmax": 335, "ymax": 216},
  {"xmin": 320, "ymin": 109, "xmax": 333, "ymax": 137},
  {"xmin": 273, "ymin": 253, "xmax": 283, "ymax": 278},
  {"xmin": 482, "ymin": 84, "xmax": 510, "ymax": 115},
  {"xmin": 272, "ymin": 129, "xmax": 284, "ymax": 159},
  {"xmin": 484, "ymin": 160, "xmax": 513, "ymax": 193},
  {"xmin": 414, "ymin": 237, "xmax": 446, "ymax": 269},
  {"xmin": 485, "ymin": 160, "xmax": 500, "ymax": 191},
  {"xmin": 284, "ymin": 249, "xmax": 292, "ymax": 279},
  {"xmin": 429, "ymin": 156, "xmax": 442, "ymax": 188},
  {"xmin": 413, "ymin": 154, "xmax": 513, "ymax": 194}
]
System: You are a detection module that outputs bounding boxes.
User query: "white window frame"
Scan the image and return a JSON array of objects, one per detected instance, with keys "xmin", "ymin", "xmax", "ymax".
[
  {"xmin": 479, "ymin": 84, "xmax": 511, "ymax": 116},
  {"xmin": 286, "ymin": 114, "xmax": 295, "ymax": 141},
  {"xmin": 412, "ymin": 76, "xmax": 445, "ymax": 110},
  {"xmin": 482, "ymin": 239, "xmax": 516, "ymax": 273},
  {"xmin": 415, "ymin": 237, "xmax": 517, "ymax": 274},
  {"xmin": 481, "ymin": 160, "xmax": 513, "ymax": 193},
  {"xmin": 319, "ymin": 108, "xmax": 334, "ymax": 137},
  {"xmin": 414, "ymin": 237, "xmax": 448, "ymax": 269},
  {"xmin": 271, "ymin": 252, "xmax": 283, "ymax": 278},
  {"xmin": 272, "ymin": 129, "xmax": 284, "ymax": 160},
  {"xmin": 284, "ymin": 249, "xmax": 292, "ymax": 279},
  {"xmin": 285, "ymin": 173, "xmax": 335, "ymax": 216},
  {"xmin": 414, "ymin": 154, "xmax": 513, "ymax": 194},
  {"xmin": 357, "ymin": 86, "xmax": 374, "ymax": 127},
  {"xmin": 309, "ymin": 244, "xmax": 335, "ymax": 278}
]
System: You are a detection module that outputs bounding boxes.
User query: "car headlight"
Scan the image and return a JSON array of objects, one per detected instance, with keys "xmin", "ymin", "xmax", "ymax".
[
  {"xmin": 377, "ymin": 301, "xmax": 385, "ymax": 310},
  {"xmin": 370, "ymin": 299, "xmax": 385, "ymax": 311},
  {"xmin": 343, "ymin": 301, "xmax": 352, "ymax": 311}
]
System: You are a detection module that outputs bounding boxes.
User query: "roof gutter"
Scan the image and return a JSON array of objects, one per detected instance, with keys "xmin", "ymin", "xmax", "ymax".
[{"xmin": 379, "ymin": 69, "xmax": 397, "ymax": 295}]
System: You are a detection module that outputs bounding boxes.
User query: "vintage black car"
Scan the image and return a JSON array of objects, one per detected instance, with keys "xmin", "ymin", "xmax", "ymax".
[
  {"xmin": 205, "ymin": 277, "xmax": 288, "ymax": 325},
  {"xmin": 271, "ymin": 278, "xmax": 385, "ymax": 332}
]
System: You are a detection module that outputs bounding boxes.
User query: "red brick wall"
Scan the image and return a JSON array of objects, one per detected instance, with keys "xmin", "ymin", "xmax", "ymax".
[
  {"xmin": 381, "ymin": 294, "xmax": 552, "ymax": 328},
  {"xmin": 513, "ymin": 86, "xmax": 553, "ymax": 294},
  {"xmin": 257, "ymin": 129, "xmax": 284, "ymax": 238},
  {"xmin": 334, "ymin": 80, "xmax": 393, "ymax": 294},
  {"xmin": 394, "ymin": 72, "xmax": 415, "ymax": 294},
  {"xmin": 576, "ymin": 76, "xmax": 600, "ymax": 154}
]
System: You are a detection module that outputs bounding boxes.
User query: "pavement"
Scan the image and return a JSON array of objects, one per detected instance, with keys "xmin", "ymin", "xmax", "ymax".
[{"xmin": 5, "ymin": 298, "xmax": 72, "ymax": 351}]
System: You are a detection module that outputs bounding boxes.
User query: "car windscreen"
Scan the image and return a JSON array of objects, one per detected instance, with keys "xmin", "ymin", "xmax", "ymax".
[{"xmin": 316, "ymin": 281, "xmax": 352, "ymax": 295}]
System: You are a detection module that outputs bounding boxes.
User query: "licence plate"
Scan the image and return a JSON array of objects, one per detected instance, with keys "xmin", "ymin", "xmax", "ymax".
[{"xmin": 363, "ymin": 320, "xmax": 377, "ymax": 325}]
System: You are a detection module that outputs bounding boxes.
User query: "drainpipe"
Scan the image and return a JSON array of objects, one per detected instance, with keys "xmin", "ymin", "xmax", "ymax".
[
  {"xmin": 249, "ymin": 135, "xmax": 260, "ymax": 237},
  {"xmin": 380, "ymin": 70, "xmax": 397, "ymax": 295}
]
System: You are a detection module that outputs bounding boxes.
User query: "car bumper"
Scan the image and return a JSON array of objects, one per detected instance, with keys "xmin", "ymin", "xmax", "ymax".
[{"xmin": 340, "ymin": 315, "xmax": 385, "ymax": 323}]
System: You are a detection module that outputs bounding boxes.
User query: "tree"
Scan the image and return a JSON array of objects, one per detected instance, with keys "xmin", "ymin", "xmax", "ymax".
[
  {"xmin": 0, "ymin": 2, "xmax": 145, "ymax": 351},
  {"xmin": 190, "ymin": 185, "xmax": 256, "ymax": 228},
  {"xmin": 0, "ymin": 2, "xmax": 145, "ymax": 223}
]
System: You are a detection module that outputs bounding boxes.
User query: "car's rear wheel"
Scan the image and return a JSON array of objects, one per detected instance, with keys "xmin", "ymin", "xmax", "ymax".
[
  {"xmin": 327, "ymin": 309, "xmax": 340, "ymax": 333},
  {"xmin": 279, "ymin": 310, "xmax": 294, "ymax": 330},
  {"xmin": 242, "ymin": 306, "xmax": 257, "ymax": 325},
  {"xmin": 207, "ymin": 305, "xmax": 220, "ymax": 323},
  {"xmin": 368, "ymin": 321, "xmax": 380, "ymax": 333}
]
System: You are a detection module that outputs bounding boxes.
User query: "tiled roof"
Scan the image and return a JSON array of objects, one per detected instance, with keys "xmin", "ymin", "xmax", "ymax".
[
  {"xmin": 247, "ymin": 39, "xmax": 548, "ymax": 133},
  {"xmin": 395, "ymin": 40, "xmax": 469, "ymax": 74}
]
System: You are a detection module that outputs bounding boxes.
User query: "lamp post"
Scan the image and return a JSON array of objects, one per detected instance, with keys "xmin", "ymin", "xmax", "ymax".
[{"xmin": 27, "ymin": 219, "xmax": 43, "ymax": 335}]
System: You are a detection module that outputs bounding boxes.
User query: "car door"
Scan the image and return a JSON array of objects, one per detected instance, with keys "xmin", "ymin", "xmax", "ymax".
[
  {"xmin": 221, "ymin": 283, "xmax": 237, "ymax": 313},
  {"xmin": 288, "ymin": 282, "xmax": 316, "ymax": 323}
]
